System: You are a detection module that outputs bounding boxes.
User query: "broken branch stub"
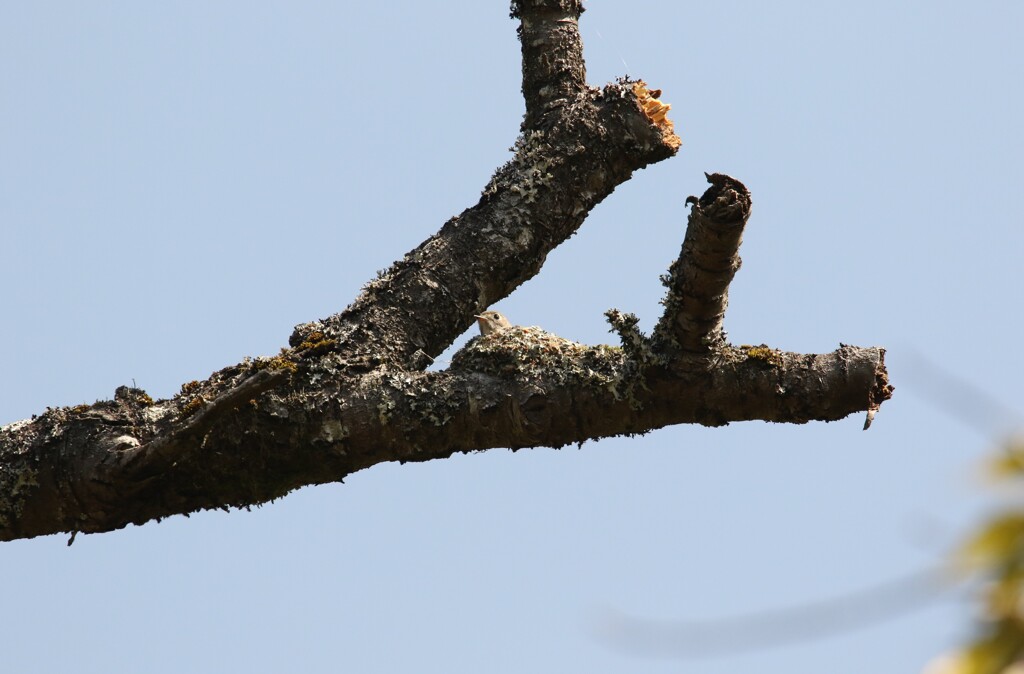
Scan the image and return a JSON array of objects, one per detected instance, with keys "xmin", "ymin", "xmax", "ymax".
[{"xmin": 656, "ymin": 173, "xmax": 752, "ymax": 353}]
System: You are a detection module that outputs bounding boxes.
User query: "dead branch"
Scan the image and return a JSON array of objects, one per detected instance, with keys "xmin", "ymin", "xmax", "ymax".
[{"xmin": 0, "ymin": 1, "xmax": 891, "ymax": 542}]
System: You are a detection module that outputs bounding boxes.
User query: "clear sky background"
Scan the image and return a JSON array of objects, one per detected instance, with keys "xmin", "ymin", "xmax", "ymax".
[{"xmin": 2, "ymin": 2, "xmax": 1022, "ymax": 672}]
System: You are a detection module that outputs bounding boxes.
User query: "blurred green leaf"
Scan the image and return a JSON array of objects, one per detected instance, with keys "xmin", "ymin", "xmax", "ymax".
[{"xmin": 959, "ymin": 515, "xmax": 1024, "ymax": 570}]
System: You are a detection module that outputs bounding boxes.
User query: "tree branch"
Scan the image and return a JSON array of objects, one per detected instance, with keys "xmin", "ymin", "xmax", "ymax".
[
  {"xmin": 287, "ymin": 3, "xmax": 678, "ymax": 374},
  {"xmin": 511, "ymin": 0, "xmax": 588, "ymax": 128},
  {"xmin": 656, "ymin": 173, "xmax": 751, "ymax": 353},
  {"xmin": 0, "ymin": 6, "xmax": 891, "ymax": 543},
  {"xmin": 0, "ymin": 333, "xmax": 890, "ymax": 541}
]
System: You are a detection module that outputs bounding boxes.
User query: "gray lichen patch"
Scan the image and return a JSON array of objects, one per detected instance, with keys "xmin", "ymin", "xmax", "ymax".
[
  {"xmin": 0, "ymin": 450, "xmax": 38, "ymax": 532},
  {"xmin": 0, "ymin": 418, "xmax": 32, "ymax": 434},
  {"xmin": 358, "ymin": 370, "xmax": 461, "ymax": 428},
  {"xmin": 604, "ymin": 309, "xmax": 663, "ymax": 366},
  {"xmin": 482, "ymin": 130, "xmax": 556, "ymax": 204},
  {"xmin": 450, "ymin": 326, "xmax": 626, "ymax": 394},
  {"xmin": 318, "ymin": 419, "xmax": 349, "ymax": 444}
]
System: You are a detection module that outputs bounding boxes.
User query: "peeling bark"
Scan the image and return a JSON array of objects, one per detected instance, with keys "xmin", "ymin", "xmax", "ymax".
[{"xmin": 0, "ymin": 2, "xmax": 892, "ymax": 542}]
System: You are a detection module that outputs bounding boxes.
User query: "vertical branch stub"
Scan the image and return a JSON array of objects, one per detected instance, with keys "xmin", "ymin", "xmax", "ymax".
[
  {"xmin": 511, "ymin": 0, "xmax": 588, "ymax": 129},
  {"xmin": 655, "ymin": 173, "xmax": 752, "ymax": 353}
]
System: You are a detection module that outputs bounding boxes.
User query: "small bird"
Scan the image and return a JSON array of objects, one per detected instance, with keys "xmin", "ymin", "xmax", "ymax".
[{"xmin": 475, "ymin": 311, "xmax": 513, "ymax": 336}]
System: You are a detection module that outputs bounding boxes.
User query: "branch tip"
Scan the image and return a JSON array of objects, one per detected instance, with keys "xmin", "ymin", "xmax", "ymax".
[
  {"xmin": 694, "ymin": 173, "xmax": 751, "ymax": 222},
  {"xmin": 633, "ymin": 81, "xmax": 680, "ymax": 150},
  {"xmin": 510, "ymin": 0, "xmax": 585, "ymax": 21},
  {"xmin": 864, "ymin": 351, "xmax": 894, "ymax": 430}
]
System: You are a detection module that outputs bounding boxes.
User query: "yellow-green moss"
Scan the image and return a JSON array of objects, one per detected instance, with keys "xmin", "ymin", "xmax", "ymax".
[
  {"xmin": 252, "ymin": 350, "xmax": 299, "ymax": 373},
  {"xmin": 0, "ymin": 466, "xmax": 39, "ymax": 529},
  {"xmin": 296, "ymin": 330, "xmax": 336, "ymax": 356},
  {"xmin": 743, "ymin": 344, "xmax": 783, "ymax": 367},
  {"xmin": 180, "ymin": 395, "xmax": 206, "ymax": 418}
]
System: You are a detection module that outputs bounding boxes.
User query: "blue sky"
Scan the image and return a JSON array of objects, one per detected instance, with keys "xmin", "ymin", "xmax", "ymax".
[{"xmin": 2, "ymin": 2, "xmax": 1022, "ymax": 672}]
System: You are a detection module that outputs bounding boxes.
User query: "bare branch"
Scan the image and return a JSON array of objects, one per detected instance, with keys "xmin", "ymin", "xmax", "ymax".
[
  {"xmin": 511, "ymin": 0, "xmax": 588, "ymax": 128},
  {"xmin": 289, "ymin": 48, "xmax": 678, "ymax": 372},
  {"xmin": 656, "ymin": 173, "xmax": 752, "ymax": 353},
  {"xmin": 0, "ymin": 6, "xmax": 890, "ymax": 543},
  {"xmin": 0, "ymin": 328, "xmax": 889, "ymax": 541}
]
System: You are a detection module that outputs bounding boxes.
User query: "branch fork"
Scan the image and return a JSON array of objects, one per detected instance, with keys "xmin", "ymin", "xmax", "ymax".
[{"xmin": 0, "ymin": 3, "xmax": 890, "ymax": 542}]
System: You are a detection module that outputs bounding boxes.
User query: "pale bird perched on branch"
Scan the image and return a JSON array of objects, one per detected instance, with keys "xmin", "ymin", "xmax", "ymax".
[{"xmin": 475, "ymin": 311, "xmax": 513, "ymax": 336}]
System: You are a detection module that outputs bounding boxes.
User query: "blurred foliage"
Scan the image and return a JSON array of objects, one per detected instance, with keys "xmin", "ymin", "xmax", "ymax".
[{"xmin": 926, "ymin": 437, "xmax": 1024, "ymax": 674}]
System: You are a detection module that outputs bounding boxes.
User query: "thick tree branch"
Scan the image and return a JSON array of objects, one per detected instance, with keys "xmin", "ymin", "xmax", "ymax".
[
  {"xmin": 511, "ymin": 0, "xmax": 588, "ymax": 128},
  {"xmin": 0, "ymin": 331, "xmax": 890, "ymax": 541},
  {"xmin": 0, "ymin": 6, "xmax": 891, "ymax": 543},
  {"xmin": 289, "ymin": 86, "xmax": 678, "ymax": 373},
  {"xmin": 287, "ymin": 3, "xmax": 678, "ymax": 374}
]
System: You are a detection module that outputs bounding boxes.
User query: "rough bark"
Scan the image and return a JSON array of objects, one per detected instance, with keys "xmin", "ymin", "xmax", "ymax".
[{"xmin": 0, "ymin": 1, "xmax": 892, "ymax": 543}]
